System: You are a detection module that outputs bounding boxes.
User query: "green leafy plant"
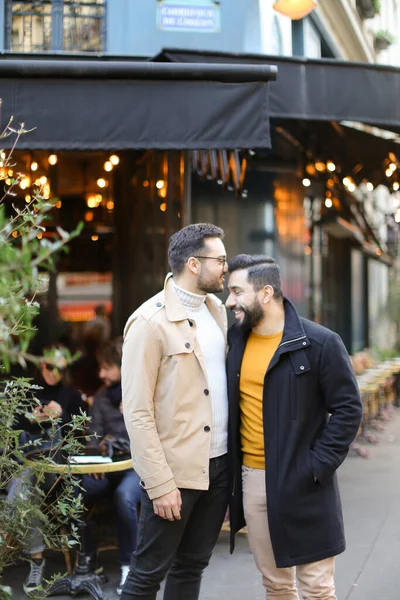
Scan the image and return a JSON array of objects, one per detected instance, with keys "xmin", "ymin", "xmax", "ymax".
[
  {"xmin": 373, "ymin": 0, "xmax": 381, "ymax": 14},
  {"xmin": 0, "ymin": 116, "xmax": 87, "ymax": 597},
  {"xmin": 374, "ymin": 30, "xmax": 396, "ymax": 51}
]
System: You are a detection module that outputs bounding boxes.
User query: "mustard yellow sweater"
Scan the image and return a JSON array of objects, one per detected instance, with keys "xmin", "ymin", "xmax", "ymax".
[{"xmin": 240, "ymin": 330, "xmax": 283, "ymax": 469}]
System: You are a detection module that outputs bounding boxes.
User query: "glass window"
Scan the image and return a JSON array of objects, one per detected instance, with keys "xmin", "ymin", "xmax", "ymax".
[{"xmin": 6, "ymin": 0, "xmax": 105, "ymax": 53}]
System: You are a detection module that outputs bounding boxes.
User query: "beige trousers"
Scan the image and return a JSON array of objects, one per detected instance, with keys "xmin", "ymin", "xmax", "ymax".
[{"xmin": 242, "ymin": 466, "xmax": 337, "ymax": 600}]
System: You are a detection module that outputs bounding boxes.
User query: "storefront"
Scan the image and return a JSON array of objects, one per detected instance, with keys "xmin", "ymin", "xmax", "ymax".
[{"xmin": 2, "ymin": 51, "xmax": 400, "ymax": 350}]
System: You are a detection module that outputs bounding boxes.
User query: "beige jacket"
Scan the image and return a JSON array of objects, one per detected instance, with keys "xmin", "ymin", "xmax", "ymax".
[{"xmin": 122, "ymin": 273, "xmax": 227, "ymax": 500}]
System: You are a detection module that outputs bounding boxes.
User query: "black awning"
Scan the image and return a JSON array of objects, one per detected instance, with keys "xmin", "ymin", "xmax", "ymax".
[
  {"xmin": 0, "ymin": 59, "xmax": 276, "ymax": 150},
  {"xmin": 156, "ymin": 49, "xmax": 400, "ymax": 133}
]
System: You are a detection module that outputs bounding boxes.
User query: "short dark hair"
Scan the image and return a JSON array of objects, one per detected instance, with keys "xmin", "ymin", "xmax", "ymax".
[
  {"xmin": 228, "ymin": 254, "xmax": 283, "ymax": 300},
  {"xmin": 168, "ymin": 223, "xmax": 224, "ymax": 275},
  {"xmin": 97, "ymin": 337, "xmax": 123, "ymax": 367}
]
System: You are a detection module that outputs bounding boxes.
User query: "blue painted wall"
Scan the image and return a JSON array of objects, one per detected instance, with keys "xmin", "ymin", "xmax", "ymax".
[
  {"xmin": 0, "ymin": 0, "xmax": 262, "ymax": 56},
  {"xmin": 106, "ymin": 0, "xmax": 262, "ymax": 57}
]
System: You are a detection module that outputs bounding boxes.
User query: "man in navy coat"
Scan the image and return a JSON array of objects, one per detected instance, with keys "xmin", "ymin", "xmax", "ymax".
[{"xmin": 226, "ymin": 254, "xmax": 362, "ymax": 600}]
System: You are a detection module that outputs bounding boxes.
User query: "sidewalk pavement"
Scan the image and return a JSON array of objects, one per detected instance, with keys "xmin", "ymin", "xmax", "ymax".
[{"xmin": 5, "ymin": 408, "xmax": 400, "ymax": 599}]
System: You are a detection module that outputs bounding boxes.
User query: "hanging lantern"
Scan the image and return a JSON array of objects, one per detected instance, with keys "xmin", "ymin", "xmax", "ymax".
[{"xmin": 273, "ymin": 0, "xmax": 317, "ymax": 20}]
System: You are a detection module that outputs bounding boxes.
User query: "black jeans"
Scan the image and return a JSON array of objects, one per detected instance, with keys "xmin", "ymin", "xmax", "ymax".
[{"xmin": 120, "ymin": 454, "xmax": 229, "ymax": 600}]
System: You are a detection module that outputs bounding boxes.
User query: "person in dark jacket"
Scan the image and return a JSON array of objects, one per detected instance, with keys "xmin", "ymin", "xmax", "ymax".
[
  {"xmin": 226, "ymin": 255, "xmax": 362, "ymax": 600},
  {"xmin": 9, "ymin": 347, "xmax": 84, "ymax": 595},
  {"xmin": 16, "ymin": 350, "xmax": 83, "ymax": 447},
  {"xmin": 82, "ymin": 337, "xmax": 141, "ymax": 596}
]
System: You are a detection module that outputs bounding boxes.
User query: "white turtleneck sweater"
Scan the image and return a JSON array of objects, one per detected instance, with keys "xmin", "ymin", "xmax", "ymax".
[{"xmin": 174, "ymin": 282, "xmax": 228, "ymax": 458}]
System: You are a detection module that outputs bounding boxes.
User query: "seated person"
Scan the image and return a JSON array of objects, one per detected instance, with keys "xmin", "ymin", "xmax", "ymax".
[
  {"xmin": 8, "ymin": 346, "xmax": 83, "ymax": 595},
  {"xmin": 83, "ymin": 337, "xmax": 141, "ymax": 596}
]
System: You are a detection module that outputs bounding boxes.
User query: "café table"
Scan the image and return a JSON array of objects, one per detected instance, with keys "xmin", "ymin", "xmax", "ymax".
[{"xmin": 24, "ymin": 449, "xmax": 133, "ymax": 600}]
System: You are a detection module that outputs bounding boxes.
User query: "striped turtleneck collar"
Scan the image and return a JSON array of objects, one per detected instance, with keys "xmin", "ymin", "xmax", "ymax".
[{"xmin": 173, "ymin": 281, "xmax": 206, "ymax": 310}]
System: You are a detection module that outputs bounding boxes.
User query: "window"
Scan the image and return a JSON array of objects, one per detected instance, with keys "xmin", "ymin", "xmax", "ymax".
[{"xmin": 6, "ymin": 0, "xmax": 105, "ymax": 53}]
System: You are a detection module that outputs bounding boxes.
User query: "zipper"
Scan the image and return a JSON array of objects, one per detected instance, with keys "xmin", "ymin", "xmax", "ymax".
[
  {"xmin": 278, "ymin": 334, "xmax": 306, "ymax": 349},
  {"xmin": 232, "ymin": 472, "xmax": 236, "ymax": 496}
]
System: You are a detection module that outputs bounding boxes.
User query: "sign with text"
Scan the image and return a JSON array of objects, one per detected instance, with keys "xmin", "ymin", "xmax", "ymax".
[{"xmin": 157, "ymin": 2, "xmax": 221, "ymax": 33}]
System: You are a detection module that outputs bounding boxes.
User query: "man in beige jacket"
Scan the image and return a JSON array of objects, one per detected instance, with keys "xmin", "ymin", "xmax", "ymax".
[{"xmin": 121, "ymin": 223, "xmax": 229, "ymax": 600}]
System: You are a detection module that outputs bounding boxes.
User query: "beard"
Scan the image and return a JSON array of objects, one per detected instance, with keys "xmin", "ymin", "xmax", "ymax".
[
  {"xmin": 235, "ymin": 298, "xmax": 264, "ymax": 329},
  {"xmin": 197, "ymin": 271, "xmax": 224, "ymax": 294}
]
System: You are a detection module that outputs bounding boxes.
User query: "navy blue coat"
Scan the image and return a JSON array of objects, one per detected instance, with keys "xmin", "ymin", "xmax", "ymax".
[{"xmin": 227, "ymin": 298, "xmax": 362, "ymax": 568}]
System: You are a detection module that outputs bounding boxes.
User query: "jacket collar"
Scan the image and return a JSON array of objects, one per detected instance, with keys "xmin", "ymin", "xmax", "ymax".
[
  {"xmin": 228, "ymin": 297, "xmax": 308, "ymax": 357},
  {"xmin": 163, "ymin": 273, "xmax": 224, "ymax": 325},
  {"xmin": 279, "ymin": 297, "xmax": 307, "ymax": 349}
]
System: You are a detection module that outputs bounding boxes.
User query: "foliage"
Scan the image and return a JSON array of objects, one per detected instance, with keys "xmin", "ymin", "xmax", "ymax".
[
  {"xmin": 373, "ymin": 0, "xmax": 381, "ymax": 13},
  {"xmin": 0, "ymin": 117, "xmax": 86, "ymax": 596},
  {"xmin": 375, "ymin": 30, "xmax": 396, "ymax": 45}
]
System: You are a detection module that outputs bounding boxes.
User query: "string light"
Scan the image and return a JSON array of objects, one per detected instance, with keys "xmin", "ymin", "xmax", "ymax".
[
  {"xmin": 160, "ymin": 202, "xmax": 167, "ymax": 212},
  {"xmin": 393, "ymin": 182, "xmax": 399, "ymax": 191},
  {"xmin": 302, "ymin": 178, "xmax": 311, "ymax": 187},
  {"xmin": 91, "ymin": 235, "xmax": 99, "ymax": 241},
  {"xmin": 97, "ymin": 178, "xmax": 107, "ymax": 188},
  {"xmin": 30, "ymin": 162, "xmax": 38, "ymax": 172},
  {"xmin": 325, "ymin": 198, "xmax": 333, "ymax": 208},
  {"xmin": 326, "ymin": 161, "xmax": 336, "ymax": 172},
  {"xmin": 110, "ymin": 155, "xmax": 120, "ymax": 166},
  {"xmin": 386, "ymin": 168, "xmax": 393, "ymax": 177},
  {"xmin": 389, "ymin": 162, "xmax": 397, "ymax": 172},
  {"xmin": 104, "ymin": 161, "xmax": 113, "ymax": 172},
  {"xmin": 366, "ymin": 182, "xmax": 374, "ymax": 191},
  {"xmin": 156, "ymin": 180, "xmax": 165, "ymax": 189},
  {"xmin": 347, "ymin": 183, "xmax": 356, "ymax": 192},
  {"xmin": 48, "ymin": 154, "xmax": 58, "ymax": 166}
]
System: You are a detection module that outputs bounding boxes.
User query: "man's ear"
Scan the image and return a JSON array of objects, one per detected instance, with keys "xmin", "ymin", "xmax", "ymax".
[
  {"xmin": 187, "ymin": 257, "xmax": 200, "ymax": 276},
  {"xmin": 262, "ymin": 285, "xmax": 274, "ymax": 304}
]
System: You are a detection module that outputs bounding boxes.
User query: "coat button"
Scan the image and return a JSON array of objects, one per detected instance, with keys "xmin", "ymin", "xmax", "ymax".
[
  {"xmin": 156, "ymin": 302, "xmax": 162, "ymax": 307},
  {"xmin": 185, "ymin": 342, "xmax": 191, "ymax": 349},
  {"xmin": 204, "ymin": 389, "xmax": 209, "ymax": 396},
  {"xmin": 202, "ymin": 469, "xmax": 206, "ymax": 474},
  {"xmin": 302, "ymin": 341, "xmax": 306, "ymax": 346},
  {"xmin": 300, "ymin": 365, "xmax": 305, "ymax": 370},
  {"xmin": 237, "ymin": 373, "xmax": 240, "ymax": 378},
  {"xmin": 204, "ymin": 425, "xmax": 211, "ymax": 432}
]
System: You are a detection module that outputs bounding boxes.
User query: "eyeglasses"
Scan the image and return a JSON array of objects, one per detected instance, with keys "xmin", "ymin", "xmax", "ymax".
[
  {"xmin": 44, "ymin": 363, "xmax": 65, "ymax": 373},
  {"xmin": 193, "ymin": 256, "xmax": 227, "ymax": 266}
]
